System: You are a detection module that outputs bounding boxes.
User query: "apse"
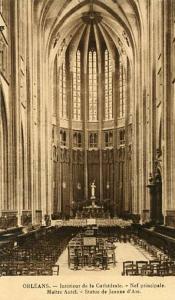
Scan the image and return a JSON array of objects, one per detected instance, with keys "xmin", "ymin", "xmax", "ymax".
[{"xmin": 43, "ymin": 0, "xmax": 134, "ymax": 219}]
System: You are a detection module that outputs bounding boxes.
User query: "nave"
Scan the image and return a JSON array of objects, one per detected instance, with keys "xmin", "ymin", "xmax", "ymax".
[
  {"xmin": 1, "ymin": 0, "xmax": 175, "ymax": 231},
  {"xmin": 58, "ymin": 238, "xmax": 154, "ymax": 277},
  {"xmin": 1, "ymin": 224, "xmax": 175, "ymax": 277},
  {"xmin": 0, "ymin": 0, "xmax": 175, "ymax": 282}
]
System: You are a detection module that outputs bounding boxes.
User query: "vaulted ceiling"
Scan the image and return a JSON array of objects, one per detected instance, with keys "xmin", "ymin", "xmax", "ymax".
[{"xmin": 34, "ymin": 0, "xmax": 144, "ymax": 67}]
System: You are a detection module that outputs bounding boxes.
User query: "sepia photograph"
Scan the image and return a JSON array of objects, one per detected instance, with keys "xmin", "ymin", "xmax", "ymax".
[{"xmin": 0, "ymin": 0, "xmax": 175, "ymax": 299}]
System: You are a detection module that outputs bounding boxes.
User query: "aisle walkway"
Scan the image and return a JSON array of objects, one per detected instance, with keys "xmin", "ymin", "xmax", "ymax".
[{"xmin": 56, "ymin": 242, "xmax": 154, "ymax": 278}]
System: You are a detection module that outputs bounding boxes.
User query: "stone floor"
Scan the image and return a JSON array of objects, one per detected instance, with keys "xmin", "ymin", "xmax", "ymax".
[{"xmin": 56, "ymin": 241, "xmax": 154, "ymax": 278}]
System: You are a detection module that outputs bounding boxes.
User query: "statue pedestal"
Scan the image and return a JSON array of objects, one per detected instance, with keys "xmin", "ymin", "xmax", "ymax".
[
  {"xmin": 90, "ymin": 196, "xmax": 96, "ymax": 208},
  {"xmin": 81, "ymin": 197, "xmax": 105, "ymax": 219}
]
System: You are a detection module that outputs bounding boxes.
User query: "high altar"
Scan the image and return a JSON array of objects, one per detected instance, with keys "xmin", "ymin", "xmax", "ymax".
[{"xmin": 80, "ymin": 181, "xmax": 105, "ymax": 218}]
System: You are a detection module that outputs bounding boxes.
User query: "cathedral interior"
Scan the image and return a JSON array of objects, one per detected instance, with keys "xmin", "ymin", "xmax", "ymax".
[{"xmin": 0, "ymin": 0, "xmax": 175, "ymax": 277}]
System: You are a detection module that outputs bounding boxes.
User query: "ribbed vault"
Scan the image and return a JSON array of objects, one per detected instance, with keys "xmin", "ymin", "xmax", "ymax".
[{"xmin": 34, "ymin": 0, "xmax": 143, "ymax": 68}]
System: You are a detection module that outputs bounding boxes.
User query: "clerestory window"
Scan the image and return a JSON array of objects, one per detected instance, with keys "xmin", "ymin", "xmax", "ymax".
[
  {"xmin": 73, "ymin": 50, "xmax": 81, "ymax": 120},
  {"xmin": 104, "ymin": 49, "xmax": 113, "ymax": 120},
  {"xmin": 88, "ymin": 50, "xmax": 97, "ymax": 121}
]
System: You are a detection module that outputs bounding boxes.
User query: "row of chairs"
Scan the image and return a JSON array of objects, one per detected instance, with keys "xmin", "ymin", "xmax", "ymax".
[
  {"xmin": 131, "ymin": 234, "xmax": 169, "ymax": 261},
  {"xmin": 0, "ymin": 262, "xmax": 59, "ymax": 276},
  {"xmin": 0, "ymin": 216, "xmax": 18, "ymax": 229},
  {"xmin": 122, "ymin": 260, "xmax": 175, "ymax": 276},
  {"xmin": 0, "ymin": 228, "xmax": 73, "ymax": 276},
  {"xmin": 68, "ymin": 234, "xmax": 116, "ymax": 270}
]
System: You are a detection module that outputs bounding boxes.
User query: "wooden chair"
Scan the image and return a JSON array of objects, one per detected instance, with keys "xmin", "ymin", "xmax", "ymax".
[
  {"xmin": 52, "ymin": 265, "xmax": 59, "ymax": 275},
  {"xmin": 167, "ymin": 261, "xmax": 175, "ymax": 275},
  {"xmin": 122, "ymin": 261, "xmax": 134, "ymax": 276},
  {"xmin": 40, "ymin": 268, "xmax": 52, "ymax": 276},
  {"xmin": 69, "ymin": 256, "xmax": 76, "ymax": 270},
  {"xmin": 102, "ymin": 255, "xmax": 108, "ymax": 270},
  {"xmin": 21, "ymin": 267, "xmax": 29, "ymax": 275},
  {"xmin": 125, "ymin": 263, "xmax": 138, "ymax": 275},
  {"xmin": 1, "ymin": 268, "xmax": 8, "ymax": 276},
  {"xmin": 107, "ymin": 249, "xmax": 115, "ymax": 267},
  {"xmin": 157, "ymin": 262, "xmax": 170, "ymax": 276},
  {"xmin": 28, "ymin": 269, "xmax": 38, "ymax": 276},
  {"xmin": 149, "ymin": 260, "xmax": 161, "ymax": 275},
  {"xmin": 136, "ymin": 261, "xmax": 148, "ymax": 275},
  {"xmin": 140, "ymin": 263, "xmax": 154, "ymax": 276}
]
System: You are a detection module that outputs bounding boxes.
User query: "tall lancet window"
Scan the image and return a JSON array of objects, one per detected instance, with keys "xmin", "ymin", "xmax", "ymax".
[
  {"xmin": 88, "ymin": 50, "xmax": 97, "ymax": 121},
  {"xmin": 105, "ymin": 50, "xmax": 113, "ymax": 120},
  {"xmin": 119, "ymin": 57, "xmax": 126, "ymax": 118},
  {"xmin": 73, "ymin": 50, "xmax": 81, "ymax": 120},
  {"xmin": 59, "ymin": 60, "xmax": 67, "ymax": 118}
]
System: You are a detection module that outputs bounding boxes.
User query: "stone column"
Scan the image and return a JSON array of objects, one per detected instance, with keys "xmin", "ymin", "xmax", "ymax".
[
  {"xmin": 124, "ymin": 58, "xmax": 130, "ymax": 214},
  {"xmin": 164, "ymin": 0, "xmax": 175, "ymax": 227},
  {"xmin": 113, "ymin": 53, "xmax": 119, "ymax": 216},
  {"xmin": 98, "ymin": 71, "xmax": 103, "ymax": 202},
  {"xmin": 38, "ymin": 26, "xmax": 47, "ymax": 225},
  {"xmin": 56, "ymin": 56, "xmax": 61, "ymax": 214},
  {"xmin": 68, "ymin": 62, "xmax": 73, "ymax": 216},
  {"xmin": 11, "ymin": 0, "xmax": 22, "ymax": 226},
  {"xmin": 26, "ymin": 1, "xmax": 37, "ymax": 224},
  {"xmin": 170, "ymin": 0, "xmax": 175, "ymax": 226},
  {"xmin": 83, "ymin": 71, "xmax": 88, "ymax": 202}
]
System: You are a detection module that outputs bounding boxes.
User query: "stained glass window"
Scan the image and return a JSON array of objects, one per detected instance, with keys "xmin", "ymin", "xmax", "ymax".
[
  {"xmin": 119, "ymin": 57, "xmax": 126, "ymax": 118},
  {"xmin": 73, "ymin": 50, "xmax": 81, "ymax": 120},
  {"xmin": 59, "ymin": 60, "xmax": 67, "ymax": 118},
  {"xmin": 104, "ymin": 50, "xmax": 113, "ymax": 120},
  {"xmin": 89, "ymin": 50, "xmax": 97, "ymax": 121}
]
